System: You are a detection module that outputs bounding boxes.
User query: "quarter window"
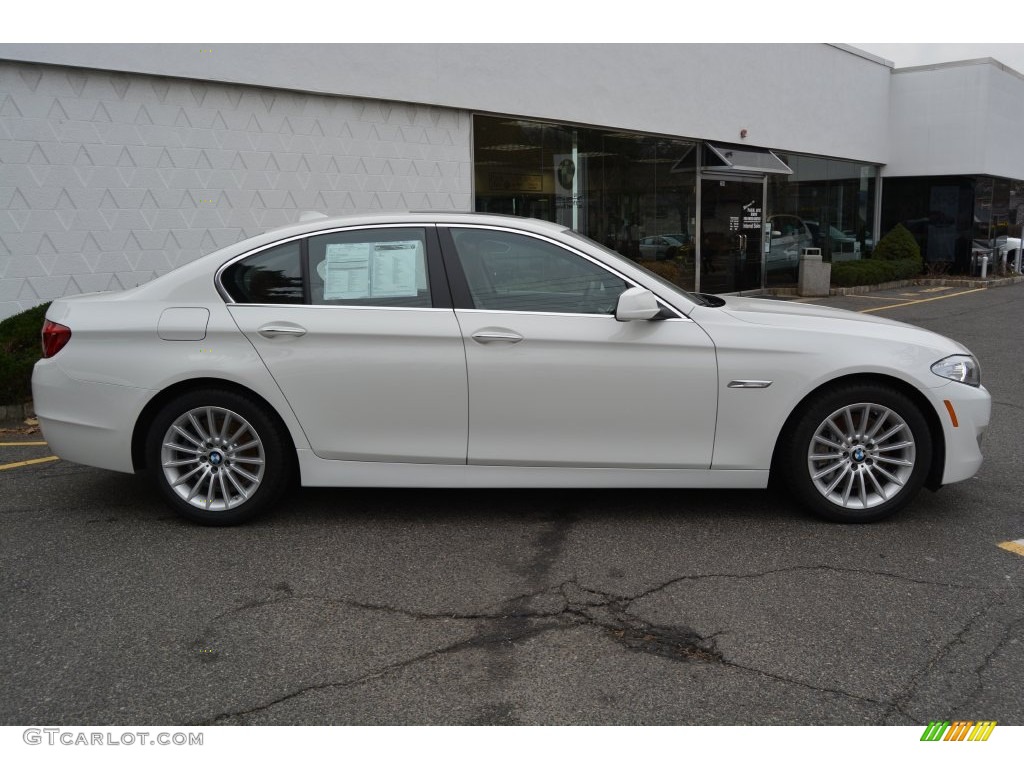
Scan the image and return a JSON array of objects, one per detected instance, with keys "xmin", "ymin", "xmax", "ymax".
[
  {"xmin": 307, "ymin": 228, "xmax": 431, "ymax": 307},
  {"xmin": 449, "ymin": 228, "xmax": 627, "ymax": 314},
  {"xmin": 221, "ymin": 241, "xmax": 304, "ymax": 304}
]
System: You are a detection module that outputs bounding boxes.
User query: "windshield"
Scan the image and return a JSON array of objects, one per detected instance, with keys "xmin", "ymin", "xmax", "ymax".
[{"xmin": 561, "ymin": 230, "xmax": 707, "ymax": 306}]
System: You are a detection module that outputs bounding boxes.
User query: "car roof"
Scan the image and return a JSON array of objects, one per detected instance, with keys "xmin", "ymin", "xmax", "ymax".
[
  {"xmin": 106, "ymin": 209, "xmax": 705, "ymax": 315},
  {"xmin": 159, "ymin": 211, "xmax": 570, "ymax": 274},
  {"xmin": 135, "ymin": 212, "xmax": 576, "ymax": 292},
  {"xmin": 258, "ymin": 211, "xmax": 570, "ymax": 243}
]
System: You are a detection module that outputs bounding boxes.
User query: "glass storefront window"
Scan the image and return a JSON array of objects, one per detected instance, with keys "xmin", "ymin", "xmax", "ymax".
[
  {"xmin": 766, "ymin": 154, "xmax": 878, "ymax": 286},
  {"xmin": 474, "ymin": 116, "xmax": 698, "ymax": 292},
  {"xmin": 881, "ymin": 174, "xmax": 1021, "ymax": 275},
  {"xmin": 1011, "ymin": 181, "xmax": 1024, "ymax": 241},
  {"xmin": 474, "ymin": 115, "xmax": 879, "ymax": 294}
]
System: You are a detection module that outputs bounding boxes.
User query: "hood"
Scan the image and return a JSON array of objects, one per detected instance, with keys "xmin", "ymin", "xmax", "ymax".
[
  {"xmin": 698, "ymin": 295, "xmax": 970, "ymax": 356},
  {"xmin": 717, "ymin": 295, "xmax": 911, "ymax": 328}
]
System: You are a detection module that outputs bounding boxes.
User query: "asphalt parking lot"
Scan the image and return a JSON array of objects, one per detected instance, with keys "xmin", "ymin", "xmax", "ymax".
[{"xmin": 1, "ymin": 282, "xmax": 1022, "ymax": 726}]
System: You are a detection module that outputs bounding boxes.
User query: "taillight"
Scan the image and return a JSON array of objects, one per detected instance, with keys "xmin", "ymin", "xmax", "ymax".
[{"xmin": 41, "ymin": 320, "xmax": 72, "ymax": 358}]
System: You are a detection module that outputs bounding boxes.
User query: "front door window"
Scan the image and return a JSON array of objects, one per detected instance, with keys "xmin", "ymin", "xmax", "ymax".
[{"xmin": 448, "ymin": 227, "xmax": 627, "ymax": 315}]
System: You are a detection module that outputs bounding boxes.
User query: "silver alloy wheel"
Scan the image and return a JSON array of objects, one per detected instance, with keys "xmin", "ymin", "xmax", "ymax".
[
  {"xmin": 160, "ymin": 406, "xmax": 266, "ymax": 512},
  {"xmin": 807, "ymin": 401, "xmax": 916, "ymax": 510}
]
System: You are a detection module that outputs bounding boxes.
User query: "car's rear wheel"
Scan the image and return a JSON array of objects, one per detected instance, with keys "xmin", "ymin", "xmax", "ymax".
[
  {"xmin": 782, "ymin": 384, "xmax": 931, "ymax": 523},
  {"xmin": 146, "ymin": 389, "xmax": 291, "ymax": 525}
]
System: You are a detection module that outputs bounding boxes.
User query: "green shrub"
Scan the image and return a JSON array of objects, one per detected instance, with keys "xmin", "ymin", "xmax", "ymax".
[
  {"xmin": 636, "ymin": 259, "xmax": 682, "ymax": 285},
  {"xmin": 830, "ymin": 256, "xmax": 922, "ymax": 287},
  {"xmin": 829, "ymin": 224, "xmax": 923, "ymax": 287},
  {"xmin": 891, "ymin": 256, "xmax": 924, "ymax": 280},
  {"xmin": 831, "ymin": 260, "xmax": 886, "ymax": 287},
  {"xmin": 873, "ymin": 223, "xmax": 921, "ymax": 262},
  {"xmin": 0, "ymin": 302, "xmax": 50, "ymax": 404}
]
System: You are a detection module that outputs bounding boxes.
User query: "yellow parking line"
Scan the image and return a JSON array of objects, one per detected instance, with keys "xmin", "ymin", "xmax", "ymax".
[
  {"xmin": 842, "ymin": 294, "xmax": 906, "ymax": 301},
  {"xmin": 0, "ymin": 456, "xmax": 60, "ymax": 471},
  {"xmin": 0, "ymin": 441, "xmax": 48, "ymax": 446},
  {"xmin": 858, "ymin": 288, "xmax": 987, "ymax": 314},
  {"xmin": 998, "ymin": 540, "xmax": 1024, "ymax": 557}
]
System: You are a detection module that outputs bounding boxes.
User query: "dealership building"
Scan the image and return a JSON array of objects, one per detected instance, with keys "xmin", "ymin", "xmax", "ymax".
[{"xmin": 2, "ymin": 43, "xmax": 1024, "ymax": 319}]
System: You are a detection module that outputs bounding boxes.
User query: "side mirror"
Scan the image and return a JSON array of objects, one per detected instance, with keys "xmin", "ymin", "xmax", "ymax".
[{"xmin": 615, "ymin": 287, "xmax": 662, "ymax": 321}]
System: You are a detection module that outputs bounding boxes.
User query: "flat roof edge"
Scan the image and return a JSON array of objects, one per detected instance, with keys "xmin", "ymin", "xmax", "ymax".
[
  {"xmin": 894, "ymin": 57, "xmax": 1024, "ymax": 81},
  {"xmin": 828, "ymin": 44, "xmax": 894, "ymax": 68}
]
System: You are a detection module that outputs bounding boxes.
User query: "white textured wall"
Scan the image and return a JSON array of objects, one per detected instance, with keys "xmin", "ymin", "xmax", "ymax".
[
  {"xmin": 887, "ymin": 59, "xmax": 1024, "ymax": 178},
  {"xmin": 0, "ymin": 61, "xmax": 472, "ymax": 318},
  {"xmin": 1, "ymin": 43, "xmax": 893, "ymax": 163}
]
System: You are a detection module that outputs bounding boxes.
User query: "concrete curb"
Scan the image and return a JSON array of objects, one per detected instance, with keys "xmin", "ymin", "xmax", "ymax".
[
  {"xmin": 0, "ymin": 402, "xmax": 35, "ymax": 425},
  {"xmin": 765, "ymin": 274, "xmax": 1024, "ymax": 297},
  {"xmin": 831, "ymin": 274, "xmax": 1024, "ymax": 295}
]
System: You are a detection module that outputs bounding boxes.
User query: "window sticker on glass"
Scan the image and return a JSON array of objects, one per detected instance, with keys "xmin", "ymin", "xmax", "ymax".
[
  {"xmin": 321, "ymin": 240, "xmax": 422, "ymax": 300},
  {"xmin": 323, "ymin": 243, "xmax": 370, "ymax": 299},
  {"xmin": 370, "ymin": 241, "xmax": 421, "ymax": 297}
]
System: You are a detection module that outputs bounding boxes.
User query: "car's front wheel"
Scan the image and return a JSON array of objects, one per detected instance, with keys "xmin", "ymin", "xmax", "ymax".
[
  {"xmin": 781, "ymin": 384, "xmax": 932, "ymax": 523},
  {"xmin": 146, "ymin": 388, "xmax": 291, "ymax": 525}
]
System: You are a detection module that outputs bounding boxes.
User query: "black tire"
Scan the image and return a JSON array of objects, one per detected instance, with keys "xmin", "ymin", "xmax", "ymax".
[
  {"xmin": 146, "ymin": 388, "xmax": 292, "ymax": 525},
  {"xmin": 780, "ymin": 383, "xmax": 931, "ymax": 523}
]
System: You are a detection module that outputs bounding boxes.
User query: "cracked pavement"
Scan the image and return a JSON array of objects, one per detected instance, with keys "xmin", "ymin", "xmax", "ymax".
[{"xmin": 1, "ymin": 284, "xmax": 1022, "ymax": 725}]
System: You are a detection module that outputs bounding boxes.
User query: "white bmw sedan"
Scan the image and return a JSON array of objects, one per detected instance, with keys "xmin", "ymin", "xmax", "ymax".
[{"xmin": 33, "ymin": 213, "xmax": 990, "ymax": 525}]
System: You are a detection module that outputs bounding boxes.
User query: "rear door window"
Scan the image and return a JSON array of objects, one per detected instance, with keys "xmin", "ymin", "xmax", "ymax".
[{"xmin": 307, "ymin": 228, "xmax": 431, "ymax": 308}]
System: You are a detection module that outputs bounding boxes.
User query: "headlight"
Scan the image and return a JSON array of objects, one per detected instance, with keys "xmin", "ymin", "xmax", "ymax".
[{"xmin": 931, "ymin": 354, "xmax": 981, "ymax": 387}]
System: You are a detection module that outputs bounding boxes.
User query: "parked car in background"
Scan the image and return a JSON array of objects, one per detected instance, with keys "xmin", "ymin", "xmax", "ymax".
[
  {"xmin": 766, "ymin": 214, "xmax": 814, "ymax": 273},
  {"xmin": 805, "ymin": 221, "xmax": 858, "ymax": 257},
  {"xmin": 639, "ymin": 234, "xmax": 689, "ymax": 261},
  {"xmin": 1004, "ymin": 237, "xmax": 1022, "ymax": 272},
  {"xmin": 34, "ymin": 212, "xmax": 989, "ymax": 526}
]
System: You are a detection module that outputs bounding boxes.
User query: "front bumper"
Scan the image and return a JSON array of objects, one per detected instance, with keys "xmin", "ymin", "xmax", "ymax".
[{"xmin": 933, "ymin": 382, "xmax": 991, "ymax": 485}]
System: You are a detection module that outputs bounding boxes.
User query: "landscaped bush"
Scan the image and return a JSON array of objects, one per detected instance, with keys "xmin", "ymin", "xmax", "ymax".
[
  {"xmin": 0, "ymin": 302, "xmax": 50, "ymax": 404},
  {"xmin": 873, "ymin": 223, "xmax": 921, "ymax": 262},
  {"xmin": 830, "ymin": 224, "xmax": 923, "ymax": 287},
  {"xmin": 831, "ymin": 257, "xmax": 922, "ymax": 287},
  {"xmin": 891, "ymin": 256, "xmax": 924, "ymax": 280},
  {"xmin": 831, "ymin": 259, "xmax": 888, "ymax": 287},
  {"xmin": 636, "ymin": 259, "xmax": 682, "ymax": 285}
]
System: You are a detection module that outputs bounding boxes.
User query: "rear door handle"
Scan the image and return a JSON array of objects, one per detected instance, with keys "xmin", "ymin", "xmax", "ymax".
[
  {"xmin": 471, "ymin": 330, "xmax": 523, "ymax": 344},
  {"xmin": 258, "ymin": 323, "xmax": 307, "ymax": 338}
]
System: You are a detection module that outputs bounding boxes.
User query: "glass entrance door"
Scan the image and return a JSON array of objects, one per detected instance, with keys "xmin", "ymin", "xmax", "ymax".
[{"xmin": 698, "ymin": 176, "xmax": 765, "ymax": 293}]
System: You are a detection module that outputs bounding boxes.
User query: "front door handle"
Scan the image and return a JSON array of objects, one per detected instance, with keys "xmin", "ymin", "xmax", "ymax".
[
  {"xmin": 258, "ymin": 323, "xmax": 307, "ymax": 338},
  {"xmin": 471, "ymin": 330, "xmax": 524, "ymax": 344}
]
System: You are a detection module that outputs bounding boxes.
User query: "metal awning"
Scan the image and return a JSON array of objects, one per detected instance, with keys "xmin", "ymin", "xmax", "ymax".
[{"xmin": 703, "ymin": 142, "xmax": 793, "ymax": 174}]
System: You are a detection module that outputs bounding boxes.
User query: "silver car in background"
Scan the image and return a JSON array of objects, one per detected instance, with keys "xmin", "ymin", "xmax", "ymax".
[
  {"xmin": 639, "ymin": 234, "xmax": 689, "ymax": 261},
  {"xmin": 766, "ymin": 214, "xmax": 814, "ymax": 274}
]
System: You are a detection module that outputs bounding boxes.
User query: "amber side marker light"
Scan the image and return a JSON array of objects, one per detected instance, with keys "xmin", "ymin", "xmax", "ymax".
[
  {"xmin": 943, "ymin": 400, "xmax": 959, "ymax": 428},
  {"xmin": 41, "ymin": 320, "xmax": 71, "ymax": 358}
]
